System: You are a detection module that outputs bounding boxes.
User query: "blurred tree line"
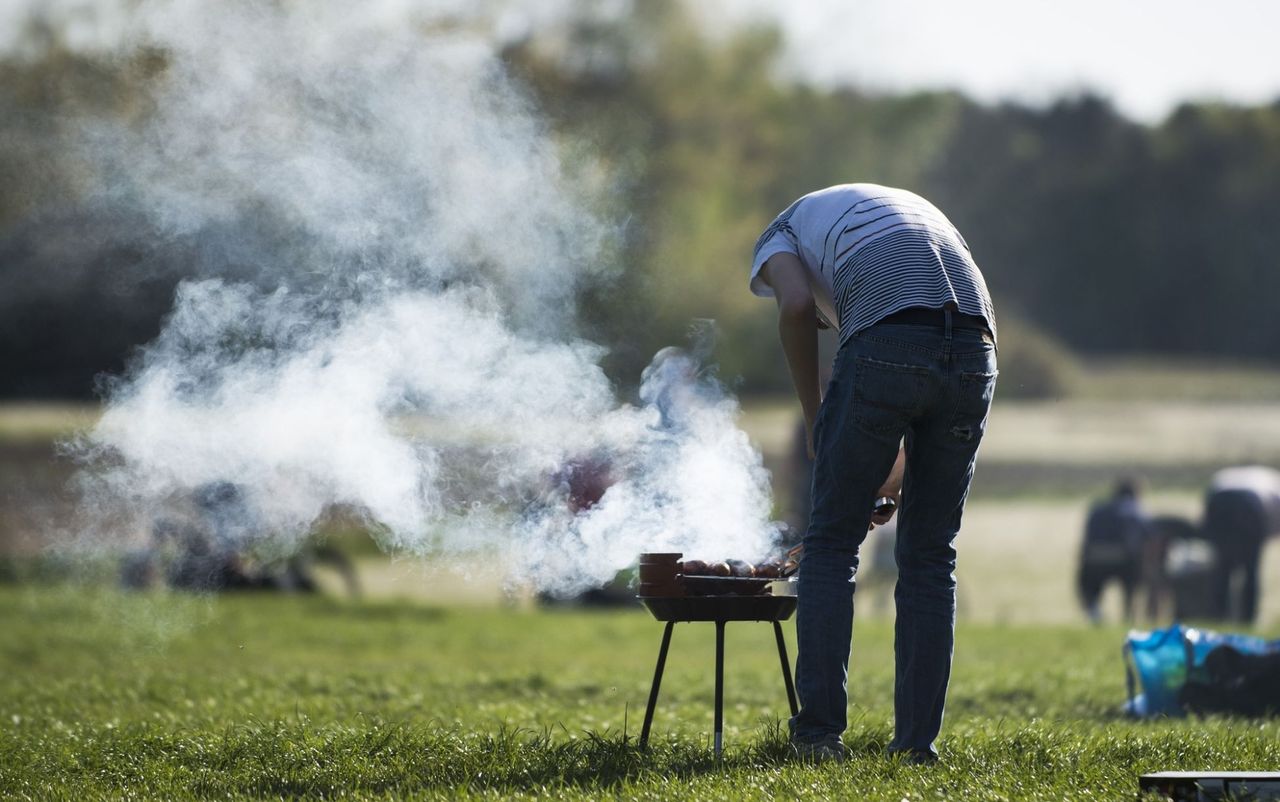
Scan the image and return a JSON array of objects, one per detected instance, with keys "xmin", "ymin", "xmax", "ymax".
[{"xmin": 3, "ymin": 0, "xmax": 1279, "ymax": 399}]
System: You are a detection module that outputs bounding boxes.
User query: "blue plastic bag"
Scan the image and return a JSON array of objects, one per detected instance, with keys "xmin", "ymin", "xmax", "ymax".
[
  {"xmin": 1125, "ymin": 624, "xmax": 1280, "ymax": 717},
  {"xmin": 1183, "ymin": 626, "xmax": 1278, "ymax": 668},
  {"xmin": 1125, "ymin": 625, "xmax": 1191, "ymax": 717}
]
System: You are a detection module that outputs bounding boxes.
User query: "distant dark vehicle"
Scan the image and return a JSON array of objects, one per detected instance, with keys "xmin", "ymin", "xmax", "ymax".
[{"xmin": 120, "ymin": 482, "xmax": 359, "ymax": 596}]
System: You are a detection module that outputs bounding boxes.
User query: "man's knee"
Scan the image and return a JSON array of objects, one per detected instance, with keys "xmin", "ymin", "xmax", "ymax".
[
  {"xmin": 895, "ymin": 539, "xmax": 957, "ymax": 579},
  {"xmin": 804, "ymin": 524, "xmax": 867, "ymax": 558}
]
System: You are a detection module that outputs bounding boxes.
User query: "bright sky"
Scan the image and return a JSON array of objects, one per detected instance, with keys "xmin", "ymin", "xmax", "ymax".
[{"xmin": 720, "ymin": 0, "xmax": 1280, "ymax": 123}]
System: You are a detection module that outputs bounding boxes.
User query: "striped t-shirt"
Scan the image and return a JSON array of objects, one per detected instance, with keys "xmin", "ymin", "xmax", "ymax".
[{"xmin": 750, "ymin": 184, "xmax": 996, "ymax": 343}]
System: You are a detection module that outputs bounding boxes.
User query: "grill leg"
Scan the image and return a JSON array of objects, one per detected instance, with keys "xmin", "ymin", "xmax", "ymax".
[
  {"xmin": 714, "ymin": 620, "xmax": 725, "ymax": 759},
  {"xmin": 639, "ymin": 621, "xmax": 675, "ymax": 751},
  {"xmin": 773, "ymin": 621, "xmax": 799, "ymax": 717}
]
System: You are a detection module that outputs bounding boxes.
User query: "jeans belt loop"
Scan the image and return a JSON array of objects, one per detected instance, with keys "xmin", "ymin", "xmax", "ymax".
[{"xmin": 943, "ymin": 307, "xmax": 953, "ymax": 365}]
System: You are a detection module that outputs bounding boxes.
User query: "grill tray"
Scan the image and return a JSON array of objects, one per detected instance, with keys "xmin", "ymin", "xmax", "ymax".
[
  {"xmin": 680, "ymin": 575, "xmax": 772, "ymax": 596},
  {"xmin": 640, "ymin": 594, "xmax": 797, "ymax": 622}
]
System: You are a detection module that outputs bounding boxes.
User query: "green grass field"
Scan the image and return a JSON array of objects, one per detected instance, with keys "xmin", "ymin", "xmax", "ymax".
[
  {"xmin": 2, "ymin": 586, "xmax": 1277, "ymax": 801},
  {"xmin": 2, "ymin": 359, "xmax": 1279, "ymax": 800}
]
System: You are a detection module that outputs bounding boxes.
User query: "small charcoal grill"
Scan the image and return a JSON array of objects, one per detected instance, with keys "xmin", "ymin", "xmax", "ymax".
[{"xmin": 636, "ymin": 553, "xmax": 799, "ymax": 758}]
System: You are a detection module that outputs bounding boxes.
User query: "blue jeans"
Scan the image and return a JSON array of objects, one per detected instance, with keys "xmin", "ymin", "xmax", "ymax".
[{"xmin": 790, "ymin": 319, "xmax": 997, "ymax": 757}]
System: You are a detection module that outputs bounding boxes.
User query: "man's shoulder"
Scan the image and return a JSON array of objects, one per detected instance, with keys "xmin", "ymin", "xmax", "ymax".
[
  {"xmin": 805, "ymin": 182, "xmax": 922, "ymax": 200},
  {"xmin": 792, "ymin": 184, "xmax": 938, "ymax": 221}
]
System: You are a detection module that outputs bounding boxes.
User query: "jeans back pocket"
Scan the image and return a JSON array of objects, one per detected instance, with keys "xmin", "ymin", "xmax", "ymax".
[
  {"xmin": 947, "ymin": 367, "xmax": 998, "ymax": 443},
  {"xmin": 852, "ymin": 355, "xmax": 934, "ymax": 436}
]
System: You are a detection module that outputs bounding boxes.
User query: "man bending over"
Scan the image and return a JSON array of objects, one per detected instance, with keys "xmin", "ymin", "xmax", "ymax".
[{"xmin": 750, "ymin": 184, "xmax": 997, "ymax": 764}]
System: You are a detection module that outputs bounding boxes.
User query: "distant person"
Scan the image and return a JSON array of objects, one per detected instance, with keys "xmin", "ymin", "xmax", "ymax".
[
  {"xmin": 535, "ymin": 453, "xmax": 628, "ymax": 607},
  {"xmin": 1078, "ymin": 478, "xmax": 1148, "ymax": 623},
  {"xmin": 167, "ymin": 482, "xmax": 264, "ymax": 591},
  {"xmin": 859, "ymin": 517, "xmax": 899, "ymax": 616},
  {"xmin": 125, "ymin": 482, "xmax": 357, "ymax": 595},
  {"xmin": 557, "ymin": 453, "xmax": 614, "ymax": 515},
  {"xmin": 1203, "ymin": 466, "xmax": 1280, "ymax": 624},
  {"xmin": 751, "ymin": 183, "xmax": 996, "ymax": 764}
]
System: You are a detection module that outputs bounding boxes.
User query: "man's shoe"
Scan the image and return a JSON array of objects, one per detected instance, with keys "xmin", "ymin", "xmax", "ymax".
[
  {"xmin": 790, "ymin": 735, "xmax": 847, "ymax": 764},
  {"xmin": 887, "ymin": 748, "xmax": 938, "ymax": 766}
]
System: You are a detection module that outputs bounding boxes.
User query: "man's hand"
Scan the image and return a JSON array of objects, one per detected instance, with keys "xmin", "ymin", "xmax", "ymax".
[{"xmin": 869, "ymin": 446, "xmax": 907, "ymax": 528}]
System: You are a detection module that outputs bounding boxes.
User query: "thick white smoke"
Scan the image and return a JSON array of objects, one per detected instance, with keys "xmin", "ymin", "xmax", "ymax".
[{"xmin": 27, "ymin": 0, "xmax": 780, "ymax": 594}]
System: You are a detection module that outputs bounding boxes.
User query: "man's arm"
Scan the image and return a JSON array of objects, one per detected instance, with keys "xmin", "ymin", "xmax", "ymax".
[
  {"xmin": 759, "ymin": 252, "xmax": 820, "ymax": 456},
  {"xmin": 760, "ymin": 251, "xmax": 906, "ymax": 523}
]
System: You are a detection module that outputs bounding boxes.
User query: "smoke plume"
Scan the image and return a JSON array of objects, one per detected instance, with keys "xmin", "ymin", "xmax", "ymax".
[{"xmin": 19, "ymin": 0, "xmax": 780, "ymax": 594}]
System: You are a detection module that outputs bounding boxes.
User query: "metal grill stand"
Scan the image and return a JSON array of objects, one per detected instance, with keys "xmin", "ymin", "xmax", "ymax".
[{"xmin": 637, "ymin": 596, "xmax": 799, "ymax": 759}]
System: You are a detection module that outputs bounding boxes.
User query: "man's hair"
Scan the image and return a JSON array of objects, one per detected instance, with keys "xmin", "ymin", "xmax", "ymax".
[{"xmin": 1114, "ymin": 476, "xmax": 1142, "ymax": 499}]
